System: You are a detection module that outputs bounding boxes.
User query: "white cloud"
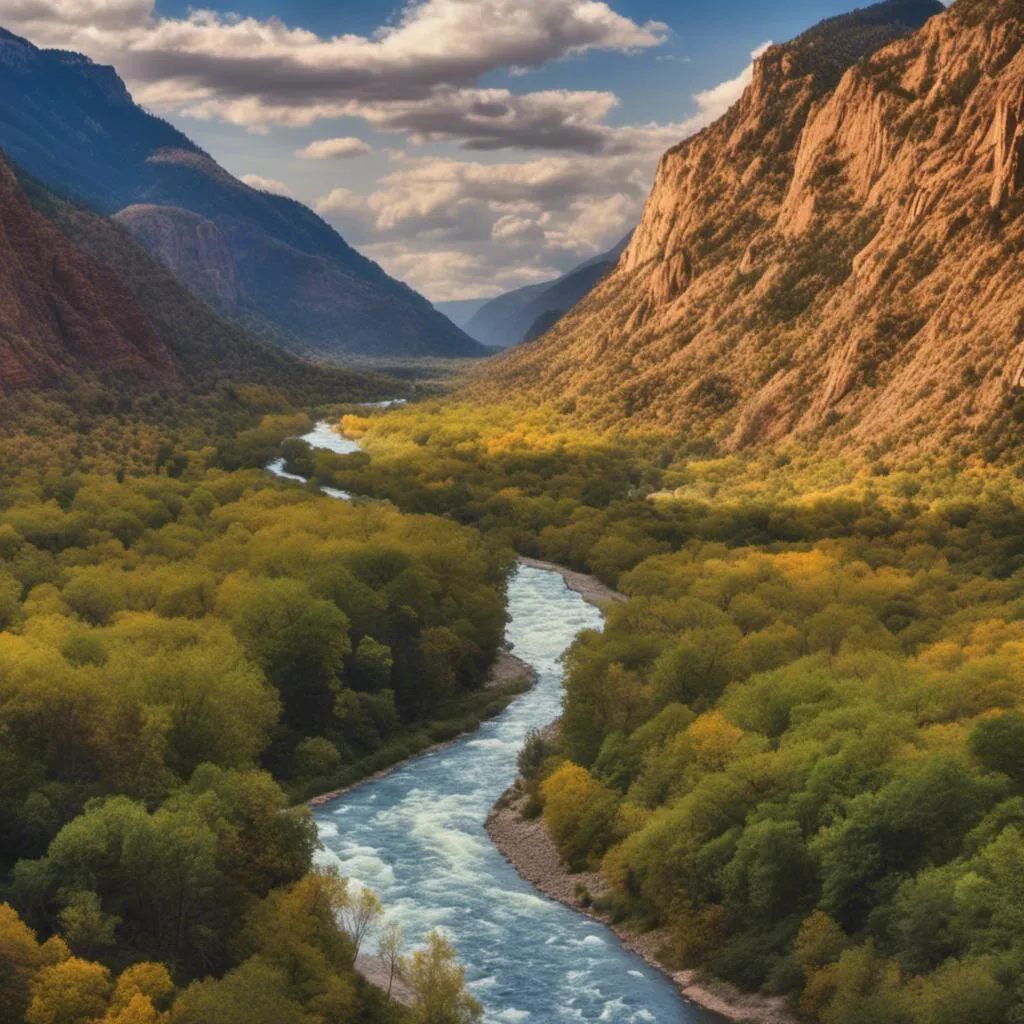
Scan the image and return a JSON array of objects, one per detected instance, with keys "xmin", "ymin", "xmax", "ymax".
[
  {"xmin": 0, "ymin": 0, "xmax": 151, "ymax": 31},
  {"xmin": 240, "ymin": 173, "xmax": 295, "ymax": 197},
  {"xmin": 342, "ymin": 87, "xmax": 621, "ymax": 153},
  {"xmin": 0, "ymin": 1, "xmax": 772, "ymax": 300},
  {"xmin": 3, "ymin": 0, "xmax": 668, "ymax": 131},
  {"xmin": 313, "ymin": 151, "xmax": 655, "ymax": 297},
  {"xmin": 297, "ymin": 136, "xmax": 372, "ymax": 160},
  {"xmin": 305, "ymin": 42, "xmax": 775, "ymax": 299},
  {"xmin": 690, "ymin": 41, "xmax": 772, "ymax": 126}
]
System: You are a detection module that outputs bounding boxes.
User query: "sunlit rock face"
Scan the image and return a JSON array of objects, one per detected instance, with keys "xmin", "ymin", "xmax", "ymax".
[{"xmin": 480, "ymin": 0, "xmax": 1024, "ymax": 458}]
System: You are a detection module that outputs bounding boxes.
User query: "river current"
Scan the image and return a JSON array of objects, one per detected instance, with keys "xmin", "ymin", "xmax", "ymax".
[{"xmin": 269, "ymin": 421, "xmax": 718, "ymax": 1023}]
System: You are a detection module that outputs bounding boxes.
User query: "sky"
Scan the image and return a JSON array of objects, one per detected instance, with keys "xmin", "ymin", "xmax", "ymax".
[{"xmin": 0, "ymin": 0, "xmax": 901, "ymax": 301}]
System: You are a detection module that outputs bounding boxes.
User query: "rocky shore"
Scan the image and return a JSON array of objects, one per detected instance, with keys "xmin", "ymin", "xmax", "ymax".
[
  {"xmin": 487, "ymin": 785, "xmax": 797, "ymax": 1024},
  {"xmin": 354, "ymin": 953, "xmax": 415, "ymax": 1008},
  {"xmin": 516, "ymin": 555, "xmax": 626, "ymax": 606}
]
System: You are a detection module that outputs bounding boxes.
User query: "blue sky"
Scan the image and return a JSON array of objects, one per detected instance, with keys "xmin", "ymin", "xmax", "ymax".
[{"xmin": 2, "ymin": 0, "xmax": 892, "ymax": 299}]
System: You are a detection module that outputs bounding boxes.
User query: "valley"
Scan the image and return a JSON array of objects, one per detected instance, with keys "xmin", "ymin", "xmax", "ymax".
[{"xmin": 0, "ymin": 0, "xmax": 1021, "ymax": 1021}]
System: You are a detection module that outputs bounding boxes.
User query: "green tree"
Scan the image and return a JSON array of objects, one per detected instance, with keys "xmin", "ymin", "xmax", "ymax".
[
  {"xmin": 230, "ymin": 578, "xmax": 351, "ymax": 733},
  {"xmin": 969, "ymin": 713, "xmax": 1024, "ymax": 787}
]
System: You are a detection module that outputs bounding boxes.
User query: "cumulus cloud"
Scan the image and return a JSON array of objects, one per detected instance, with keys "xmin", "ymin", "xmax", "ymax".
[
  {"xmin": 297, "ymin": 137, "xmax": 372, "ymax": 160},
  {"xmin": 307, "ymin": 43, "xmax": 775, "ymax": 299},
  {"xmin": 0, "ymin": 0, "xmax": 773, "ymax": 298},
  {"xmin": 313, "ymin": 151, "xmax": 654, "ymax": 297},
  {"xmin": 240, "ymin": 173, "xmax": 294, "ymax": 196},
  {"xmin": 4, "ymin": 0, "xmax": 667, "ymax": 129},
  {"xmin": 689, "ymin": 41, "xmax": 772, "ymax": 126},
  {"xmin": 341, "ymin": 88, "xmax": 621, "ymax": 153}
]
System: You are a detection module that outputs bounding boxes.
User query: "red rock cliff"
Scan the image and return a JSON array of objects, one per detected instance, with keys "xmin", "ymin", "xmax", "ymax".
[{"xmin": 0, "ymin": 155, "xmax": 181, "ymax": 392}]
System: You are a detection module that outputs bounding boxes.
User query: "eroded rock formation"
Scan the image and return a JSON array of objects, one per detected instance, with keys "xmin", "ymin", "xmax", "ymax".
[{"xmin": 481, "ymin": 0, "xmax": 1024, "ymax": 456}]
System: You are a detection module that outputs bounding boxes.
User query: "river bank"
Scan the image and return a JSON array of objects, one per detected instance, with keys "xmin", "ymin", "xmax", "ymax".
[
  {"xmin": 516, "ymin": 555, "xmax": 626, "ymax": 606},
  {"xmin": 486, "ymin": 785, "xmax": 797, "ymax": 1024},
  {"xmin": 308, "ymin": 650, "xmax": 536, "ymax": 809}
]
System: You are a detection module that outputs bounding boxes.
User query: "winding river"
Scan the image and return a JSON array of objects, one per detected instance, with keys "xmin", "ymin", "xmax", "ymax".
[{"xmin": 269, "ymin": 421, "xmax": 719, "ymax": 1024}]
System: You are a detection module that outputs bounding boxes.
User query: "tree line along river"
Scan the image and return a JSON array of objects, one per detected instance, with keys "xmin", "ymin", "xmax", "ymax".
[{"xmin": 268, "ymin": 420, "xmax": 723, "ymax": 1024}]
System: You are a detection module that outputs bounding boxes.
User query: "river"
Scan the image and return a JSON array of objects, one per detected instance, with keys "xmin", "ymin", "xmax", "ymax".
[{"xmin": 269, "ymin": 421, "xmax": 718, "ymax": 1024}]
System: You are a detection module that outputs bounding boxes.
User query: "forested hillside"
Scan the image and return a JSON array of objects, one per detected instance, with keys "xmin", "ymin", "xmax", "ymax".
[
  {"xmin": 0, "ymin": 154, "xmax": 180, "ymax": 392},
  {"xmin": 1, "ymin": 161, "xmax": 396, "ymax": 404},
  {"xmin": 479, "ymin": 0, "xmax": 1024, "ymax": 457},
  {"xmin": 319, "ymin": 387, "xmax": 1024, "ymax": 1021},
  {"xmin": 0, "ymin": 383, "xmax": 503, "ymax": 1023}
]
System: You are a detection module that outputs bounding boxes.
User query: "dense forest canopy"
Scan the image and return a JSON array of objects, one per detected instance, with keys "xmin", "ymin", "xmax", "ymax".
[
  {"xmin": 0, "ymin": 392, "xmax": 500, "ymax": 1024},
  {"xmin": 307, "ymin": 397, "xmax": 1024, "ymax": 1022}
]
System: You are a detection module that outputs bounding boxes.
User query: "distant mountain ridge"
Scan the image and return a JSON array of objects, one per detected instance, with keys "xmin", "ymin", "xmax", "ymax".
[
  {"xmin": 462, "ymin": 234, "xmax": 633, "ymax": 349},
  {"xmin": 433, "ymin": 298, "xmax": 491, "ymax": 329},
  {"xmin": 477, "ymin": 0, "xmax": 1024, "ymax": 457},
  {"xmin": 0, "ymin": 153, "xmax": 399, "ymax": 402},
  {"xmin": 0, "ymin": 27, "xmax": 485, "ymax": 360}
]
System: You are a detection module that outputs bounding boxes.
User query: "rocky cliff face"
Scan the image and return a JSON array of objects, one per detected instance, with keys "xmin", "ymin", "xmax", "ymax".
[
  {"xmin": 482, "ymin": 0, "xmax": 1024, "ymax": 457},
  {"xmin": 114, "ymin": 205, "xmax": 244, "ymax": 311},
  {"xmin": 0, "ymin": 155, "xmax": 179, "ymax": 392}
]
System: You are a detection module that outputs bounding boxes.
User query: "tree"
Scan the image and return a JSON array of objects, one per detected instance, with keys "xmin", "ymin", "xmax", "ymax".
[
  {"xmin": 0, "ymin": 903, "xmax": 45, "ymax": 1023},
  {"xmin": 541, "ymin": 763, "xmax": 620, "ymax": 870},
  {"xmin": 62, "ymin": 567, "xmax": 128, "ymax": 626},
  {"xmin": 27, "ymin": 957, "xmax": 111, "ymax": 1024},
  {"xmin": 110, "ymin": 963, "xmax": 174, "ymax": 1017},
  {"xmin": 350, "ymin": 636, "xmax": 394, "ymax": 692},
  {"xmin": 0, "ymin": 571, "xmax": 21, "ymax": 631},
  {"xmin": 685, "ymin": 712, "xmax": 744, "ymax": 772},
  {"xmin": 376, "ymin": 921, "xmax": 407, "ymax": 1001},
  {"xmin": 339, "ymin": 887, "xmax": 384, "ymax": 966},
  {"xmin": 420, "ymin": 627, "xmax": 464, "ymax": 704},
  {"xmin": 292, "ymin": 737, "xmax": 342, "ymax": 781},
  {"xmin": 230, "ymin": 578, "xmax": 351, "ymax": 733},
  {"xmin": 969, "ymin": 713, "xmax": 1024, "ymax": 787},
  {"xmin": 58, "ymin": 891, "xmax": 120, "ymax": 957},
  {"xmin": 648, "ymin": 625, "xmax": 748, "ymax": 710},
  {"xmin": 721, "ymin": 819, "xmax": 817, "ymax": 921},
  {"xmin": 911, "ymin": 957, "xmax": 1011, "ymax": 1024},
  {"xmin": 169, "ymin": 960, "xmax": 308, "ymax": 1024},
  {"xmin": 408, "ymin": 931, "xmax": 481, "ymax": 1024}
]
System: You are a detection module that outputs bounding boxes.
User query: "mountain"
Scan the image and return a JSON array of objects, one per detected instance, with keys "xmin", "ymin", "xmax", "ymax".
[
  {"xmin": 433, "ymin": 298, "xmax": 491, "ymax": 328},
  {"xmin": 0, "ymin": 27, "xmax": 485, "ymax": 360},
  {"xmin": 0, "ymin": 153, "xmax": 179, "ymax": 392},
  {"xmin": 477, "ymin": 0, "xmax": 1024, "ymax": 457},
  {"xmin": 1, "ymin": 155, "xmax": 398, "ymax": 402},
  {"xmin": 462, "ymin": 234, "xmax": 632, "ymax": 349}
]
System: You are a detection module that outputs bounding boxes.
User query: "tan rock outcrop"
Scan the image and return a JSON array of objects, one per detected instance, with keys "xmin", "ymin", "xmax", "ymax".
[{"xmin": 479, "ymin": 0, "xmax": 1024, "ymax": 457}]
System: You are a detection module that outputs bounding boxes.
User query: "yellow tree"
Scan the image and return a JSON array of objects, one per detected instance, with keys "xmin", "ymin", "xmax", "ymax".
[
  {"xmin": 541, "ymin": 763, "xmax": 620, "ymax": 870},
  {"xmin": 27, "ymin": 957, "xmax": 111, "ymax": 1024},
  {"xmin": 408, "ymin": 931, "xmax": 481, "ymax": 1024},
  {"xmin": 0, "ymin": 903, "xmax": 45, "ymax": 1023}
]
